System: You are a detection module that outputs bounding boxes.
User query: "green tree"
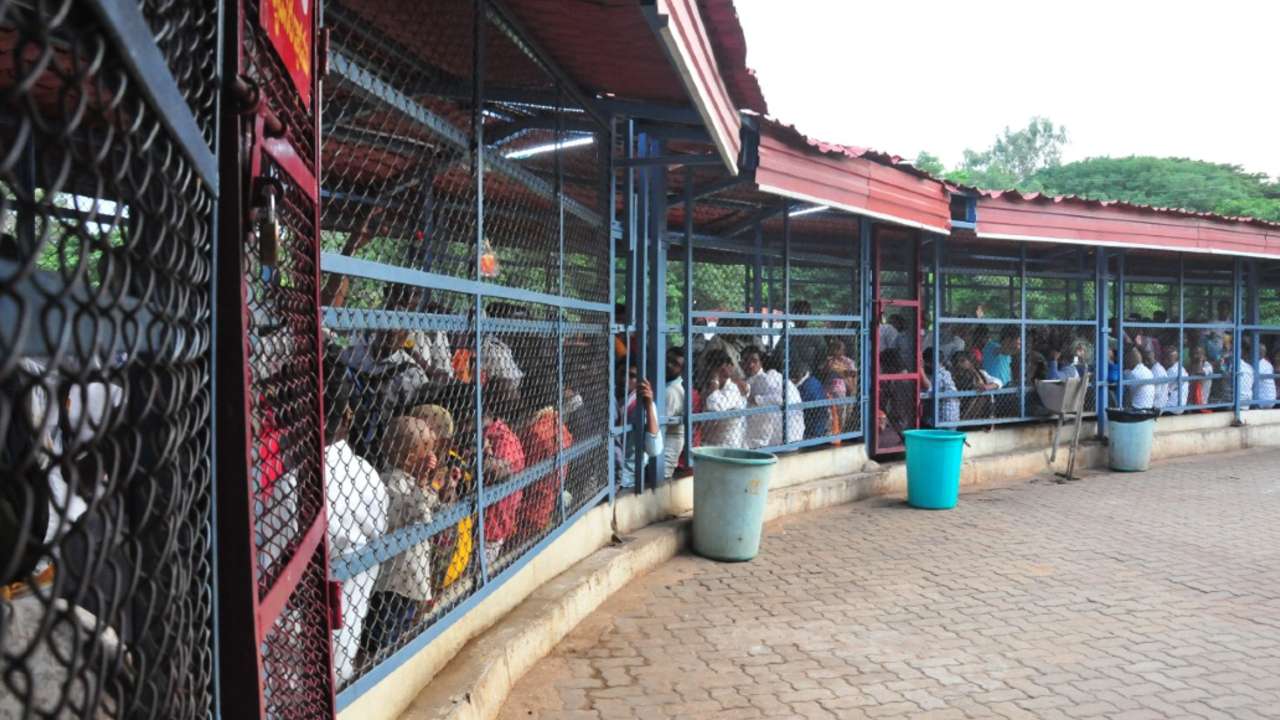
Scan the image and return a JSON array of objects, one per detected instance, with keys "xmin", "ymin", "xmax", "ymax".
[
  {"xmin": 945, "ymin": 116, "xmax": 1068, "ymax": 191},
  {"xmin": 913, "ymin": 151, "xmax": 945, "ymax": 177},
  {"xmin": 1031, "ymin": 156, "xmax": 1280, "ymax": 221}
]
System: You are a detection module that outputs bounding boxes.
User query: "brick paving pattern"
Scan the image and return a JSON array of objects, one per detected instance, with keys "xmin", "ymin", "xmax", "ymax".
[{"xmin": 498, "ymin": 449, "xmax": 1280, "ymax": 719}]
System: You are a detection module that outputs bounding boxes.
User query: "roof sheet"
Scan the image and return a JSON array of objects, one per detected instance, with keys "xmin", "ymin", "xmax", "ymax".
[
  {"xmin": 752, "ymin": 117, "xmax": 952, "ymax": 233},
  {"xmin": 965, "ymin": 187, "xmax": 1280, "ymax": 231},
  {"xmin": 975, "ymin": 191, "xmax": 1280, "ymax": 258},
  {"xmin": 698, "ymin": 0, "xmax": 768, "ymax": 114},
  {"xmin": 501, "ymin": 0, "xmax": 690, "ymax": 105}
]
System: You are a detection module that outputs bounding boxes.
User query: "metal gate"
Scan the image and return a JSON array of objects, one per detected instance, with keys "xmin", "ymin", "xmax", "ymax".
[
  {"xmin": 871, "ymin": 226, "xmax": 921, "ymax": 454},
  {"xmin": 216, "ymin": 0, "xmax": 336, "ymax": 716},
  {"xmin": 1, "ymin": 0, "xmax": 219, "ymax": 717}
]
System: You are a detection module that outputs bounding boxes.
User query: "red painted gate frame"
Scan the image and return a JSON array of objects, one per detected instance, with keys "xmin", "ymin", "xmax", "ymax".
[
  {"xmin": 215, "ymin": 0, "xmax": 336, "ymax": 716},
  {"xmin": 871, "ymin": 226, "xmax": 922, "ymax": 455}
]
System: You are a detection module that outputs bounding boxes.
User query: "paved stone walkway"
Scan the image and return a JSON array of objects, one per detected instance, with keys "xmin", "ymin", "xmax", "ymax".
[{"xmin": 498, "ymin": 449, "xmax": 1280, "ymax": 720}]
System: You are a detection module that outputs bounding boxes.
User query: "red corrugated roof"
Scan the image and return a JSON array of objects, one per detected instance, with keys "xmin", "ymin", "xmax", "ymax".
[
  {"xmin": 974, "ymin": 191, "xmax": 1280, "ymax": 258},
  {"xmin": 754, "ymin": 117, "xmax": 952, "ymax": 233},
  {"xmin": 698, "ymin": 0, "xmax": 768, "ymax": 114},
  {"xmin": 758, "ymin": 115, "xmax": 943, "ymax": 183},
  {"xmin": 964, "ymin": 187, "xmax": 1280, "ymax": 231},
  {"xmin": 502, "ymin": 0, "xmax": 691, "ymax": 105}
]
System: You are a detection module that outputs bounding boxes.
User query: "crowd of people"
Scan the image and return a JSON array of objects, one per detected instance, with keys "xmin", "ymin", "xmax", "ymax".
[
  {"xmin": 916, "ymin": 300, "xmax": 1279, "ymax": 429},
  {"xmin": 1111, "ymin": 304, "xmax": 1278, "ymax": 412},
  {"xmin": 322, "ymin": 284, "xmax": 601, "ymax": 681},
  {"xmin": 313, "ymin": 286, "xmax": 1280, "ymax": 682}
]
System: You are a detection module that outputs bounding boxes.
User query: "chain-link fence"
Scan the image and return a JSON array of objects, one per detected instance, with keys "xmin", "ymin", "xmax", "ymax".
[
  {"xmin": 1, "ymin": 0, "xmax": 218, "ymax": 717},
  {"xmin": 925, "ymin": 239, "xmax": 1099, "ymax": 429},
  {"xmin": 230, "ymin": 0, "xmax": 335, "ymax": 713},
  {"xmin": 1242, "ymin": 260, "xmax": 1280, "ymax": 410},
  {"xmin": 1113, "ymin": 251, "xmax": 1277, "ymax": 415},
  {"xmin": 673, "ymin": 207, "xmax": 864, "ymax": 468},
  {"xmin": 318, "ymin": 0, "xmax": 611, "ymax": 699}
]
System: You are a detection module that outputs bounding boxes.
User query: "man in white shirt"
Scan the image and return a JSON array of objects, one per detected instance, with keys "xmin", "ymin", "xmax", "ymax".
[
  {"xmin": 662, "ymin": 347, "xmax": 686, "ymax": 479},
  {"xmin": 1162, "ymin": 347, "xmax": 1188, "ymax": 413},
  {"xmin": 1259, "ymin": 345, "xmax": 1277, "ymax": 409},
  {"xmin": 1124, "ymin": 347, "xmax": 1155, "ymax": 410},
  {"xmin": 741, "ymin": 347, "xmax": 804, "ymax": 449},
  {"xmin": 741, "ymin": 346, "xmax": 780, "ymax": 449},
  {"xmin": 700, "ymin": 348, "xmax": 748, "ymax": 448},
  {"xmin": 1144, "ymin": 349, "xmax": 1169, "ymax": 410},
  {"xmin": 1237, "ymin": 355, "xmax": 1255, "ymax": 407},
  {"xmin": 323, "ymin": 378, "xmax": 388, "ymax": 683}
]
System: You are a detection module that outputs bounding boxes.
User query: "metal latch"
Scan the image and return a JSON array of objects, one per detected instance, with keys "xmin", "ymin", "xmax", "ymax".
[
  {"xmin": 254, "ymin": 179, "xmax": 282, "ymax": 285},
  {"xmin": 327, "ymin": 579, "xmax": 344, "ymax": 630}
]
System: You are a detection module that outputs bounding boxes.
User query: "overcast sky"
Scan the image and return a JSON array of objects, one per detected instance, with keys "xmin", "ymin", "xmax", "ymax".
[{"xmin": 734, "ymin": 0, "xmax": 1279, "ymax": 178}]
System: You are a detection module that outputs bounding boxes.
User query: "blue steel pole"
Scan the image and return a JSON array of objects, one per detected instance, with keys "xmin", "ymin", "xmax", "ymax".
[
  {"xmin": 1096, "ymin": 247, "xmax": 1108, "ymax": 438},
  {"xmin": 753, "ymin": 223, "xmax": 764, "ymax": 313},
  {"xmin": 646, "ymin": 137, "xmax": 667, "ymax": 482},
  {"xmin": 1019, "ymin": 243, "xmax": 1027, "ymax": 419},
  {"xmin": 860, "ymin": 217, "xmax": 873, "ymax": 441},
  {"xmin": 1116, "ymin": 251, "xmax": 1126, "ymax": 409},
  {"xmin": 606, "ymin": 119, "xmax": 619, "ymax": 503},
  {"xmin": 555, "ymin": 85, "xmax": 566, "ymax": 521},
  {"xmin": 632, "ymin": 132, "xmax": 649, "ymax": 493},
  {"xmin": 683, "ymin": 167, "xmax": 694, "ymax": 472},
  {"xmin": 782, "ymin": 205, "xmax": 791, "ymax": 444},
  {"xmin": 1177, "ymin": 254, "xmax": 1186, "ymax": 411},
  {"xmin": 1247, "ymin": 259, "xmax": 1260, "ymax": 407},
  {"xmin": 931, "ymin": 234, "xmax": 942, "ymax": 427},
  {"xmin": 472, "ymin": 0, "xmax": 489, "ymax": 585},
  {"xmin": 1232, "ymin": 257, "xmax": 1243, "ymax": 423}
]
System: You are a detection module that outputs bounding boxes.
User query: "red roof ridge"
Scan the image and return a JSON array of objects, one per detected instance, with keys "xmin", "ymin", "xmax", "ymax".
[
  {"xmin": 960, "ymin": 185, "xmax": 1280, "ymax": 229},
  {"xmin": 756, "ymin": 115, "xmax": 948, "ymax": 184},
  {"xmin": 699, "ymin": 0, "xmax": 768, "ymax": 114}
]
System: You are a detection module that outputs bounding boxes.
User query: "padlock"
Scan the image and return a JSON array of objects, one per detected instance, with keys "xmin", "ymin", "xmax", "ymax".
[{"xmin": 258, "ymin": 189, "xmax": 280, "ymax": 273}]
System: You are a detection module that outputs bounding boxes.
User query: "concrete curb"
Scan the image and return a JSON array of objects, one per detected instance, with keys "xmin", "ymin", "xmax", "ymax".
[
  {"xmin": 397, "ymin": 518, "xmax": 691, "ymax": 720},
  {"xmin": 396, "ymin": 467, "xmax": 951, "ymax": 720}
]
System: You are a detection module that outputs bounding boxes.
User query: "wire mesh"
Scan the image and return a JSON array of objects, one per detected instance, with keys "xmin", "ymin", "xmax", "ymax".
[
  {"xmin": 927, "ymin": 241, "xmax": 1100, "ymax": 428},
  {"xmin": 1110, "ymin": 252, "xmax": 1233, "ymax": 414},
  {"xmin": 319, "ymin": 0, "xmax": 610, "ymax": 693},
  {"xmin": 682, "ymin": 209, "xmax": 864, "ymax": 460},
  {"xmin": 233, "ymin": 0, "xmax": 338, "ymax": 711},
  {"xmin": 1241, "ymin": 260, "xmax": 1280, "ymax": 409},
  {"xmin": 0, "ymin": 0, "xmax": 217, "ymax": 717}
]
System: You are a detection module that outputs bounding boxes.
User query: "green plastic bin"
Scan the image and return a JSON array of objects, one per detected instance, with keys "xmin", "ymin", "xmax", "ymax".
[
  {"xmin": 691, "ymin": 447, "xmax": 777, "ymax": 561},
  {"xmin": 1107, "ymin": 408, "xmax": 1156, "ymax": 471},
  {"xmin": 904, "ymin": 429, "xmax": 966, "ymax": 509}
]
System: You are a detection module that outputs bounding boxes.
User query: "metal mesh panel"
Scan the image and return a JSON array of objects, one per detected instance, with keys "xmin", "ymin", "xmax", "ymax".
[
  {"xmin": 0, "ymin": 1, "xmax": 216, "ymax": 717},
  {"xmin": 319, "ymin": 0, "xmax": 610, "ymax": 695},
  {"xmin": 1242, "ymin": 260, "xmax": 1280, "ymax": 409},
  {"xmin": 681, "ymin": 209, "xmax": 864, "ymax": 461},
  {"xmin": 929, "ymin": 241, "xmax": 1100, "ymax": 428},
  {"xmin": 235, "ymin": 0, "xmax": 334, "ymax": 711}
]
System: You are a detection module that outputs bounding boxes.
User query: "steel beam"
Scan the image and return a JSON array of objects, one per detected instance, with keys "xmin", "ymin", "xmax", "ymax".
[
  {"xmin": 328, "ymin": 50, "xmax": 604, "ymax": 228},
  {"xmin": 666, "ymin": 174, "xmax": 748, "ymax": 208}
]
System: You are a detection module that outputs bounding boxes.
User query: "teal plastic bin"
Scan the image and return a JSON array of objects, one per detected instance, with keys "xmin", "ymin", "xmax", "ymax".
[
  {"xmin": 691, "ymin": 447, "xmax": 777, "ymax": 561},
  {"xmin": 904, "ymin": 430, "xmax": 966, "ymax": 510},
  {"xmin": 1107, "ymin": 408, "xmax": 1156, "ymax": 471}
]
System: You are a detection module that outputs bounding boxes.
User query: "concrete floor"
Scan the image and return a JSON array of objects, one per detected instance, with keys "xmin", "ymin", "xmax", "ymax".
[{"xmin": 499, "ymin": 448, "xmax": 1280, "ymax": 719}]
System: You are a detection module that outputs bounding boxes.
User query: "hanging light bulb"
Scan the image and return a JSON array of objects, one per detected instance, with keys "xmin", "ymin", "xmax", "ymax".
[{"xmin": 480, "ymin": 237, "xmax": 500, "ymax": 278}]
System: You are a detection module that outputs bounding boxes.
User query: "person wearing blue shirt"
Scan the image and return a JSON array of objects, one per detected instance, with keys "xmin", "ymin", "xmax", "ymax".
[
  {"xmin": 1046, "ymin": 342, "xmax": 1090, "ymax": 380},
  {"xmin": 791, "ymin": 365, "xmax": 829, "ymax": 440},
  {"xmin": 982, "ymin": 328, "xmax": 1020, "ymax": 386}
]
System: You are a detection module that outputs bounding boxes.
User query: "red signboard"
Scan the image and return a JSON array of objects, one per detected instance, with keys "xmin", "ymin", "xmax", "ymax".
[{"xmin": 261, "ymin": 0, "xmax": 313, "ymax": 107}]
